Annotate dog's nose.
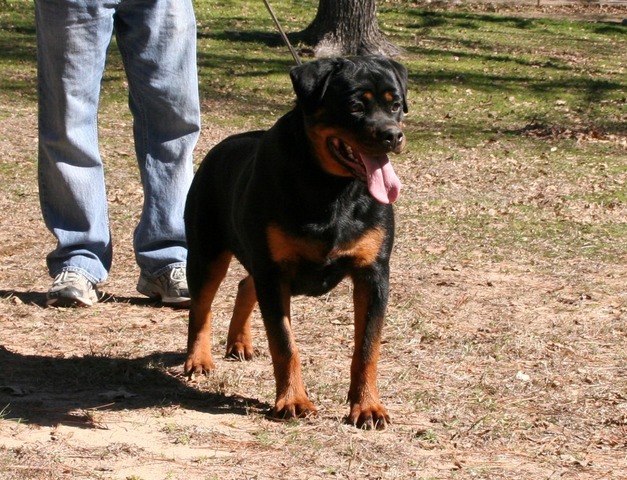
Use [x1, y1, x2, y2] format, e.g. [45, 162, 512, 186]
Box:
[381, 127, 404, 151]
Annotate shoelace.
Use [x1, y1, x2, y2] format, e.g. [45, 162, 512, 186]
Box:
[169, 268, 187, 287]
[54, 271, 84, 285]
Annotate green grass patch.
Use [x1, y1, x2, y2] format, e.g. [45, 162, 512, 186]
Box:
[0, 0, 625, 266]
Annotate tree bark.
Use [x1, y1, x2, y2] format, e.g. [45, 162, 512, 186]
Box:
[299, 0, 402, 57]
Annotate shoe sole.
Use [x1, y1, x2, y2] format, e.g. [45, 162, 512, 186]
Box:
[46, 295, 95, 307]
[142, 297, 190, 308]
[137, 288, 190, 307]
[163, 298, 191, 308]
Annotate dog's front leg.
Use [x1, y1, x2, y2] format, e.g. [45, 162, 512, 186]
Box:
[347, 269, 390, 430]
[256, 277, 316, 419]
[185, 252, 232, 376]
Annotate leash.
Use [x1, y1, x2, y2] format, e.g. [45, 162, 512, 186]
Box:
[262, 0, 302, 66]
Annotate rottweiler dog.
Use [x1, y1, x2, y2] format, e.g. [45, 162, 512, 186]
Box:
[184, 55, 408, 430]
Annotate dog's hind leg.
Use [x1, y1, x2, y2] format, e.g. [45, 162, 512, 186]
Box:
[256, 278, 317, 419]
[225, 275, 257, 361]
[185, 251, 232, 376]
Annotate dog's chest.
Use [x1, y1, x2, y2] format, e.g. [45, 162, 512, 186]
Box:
[266, 224, 385, 269]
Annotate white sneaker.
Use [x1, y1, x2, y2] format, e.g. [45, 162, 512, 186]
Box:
[46, 270, 99, 307]
[137, 266, 190, 307]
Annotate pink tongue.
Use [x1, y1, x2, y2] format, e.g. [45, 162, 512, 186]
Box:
[361, 154, 402, 204]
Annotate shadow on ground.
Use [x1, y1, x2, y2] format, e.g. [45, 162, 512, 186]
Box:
[0, 289, 192, 308]
[0, 345, 269, 428]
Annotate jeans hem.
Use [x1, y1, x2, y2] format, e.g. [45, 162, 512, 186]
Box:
[143, 262, 187, 280]
[51, 267, 100, 286]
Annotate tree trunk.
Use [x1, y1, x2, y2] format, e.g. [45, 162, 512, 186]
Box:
[299, 0, 402, 57]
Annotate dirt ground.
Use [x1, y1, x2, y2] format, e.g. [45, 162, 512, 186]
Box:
[1, 107, 625, 479]
[1, 4, 626, 480]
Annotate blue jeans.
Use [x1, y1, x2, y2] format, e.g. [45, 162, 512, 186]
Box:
[35, 0, 201, 284]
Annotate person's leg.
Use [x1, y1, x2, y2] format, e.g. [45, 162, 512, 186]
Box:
[115, 0, 200, 283]
[36, 0, 116, 292]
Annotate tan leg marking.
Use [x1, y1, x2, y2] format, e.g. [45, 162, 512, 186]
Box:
[347, 277, 389, 430]
[225, 275, 257, 361]
[184, 252, 232, 376]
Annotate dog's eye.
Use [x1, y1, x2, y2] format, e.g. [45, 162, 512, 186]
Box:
[391, 102, 402, 113]
[350, 103, 365, 114]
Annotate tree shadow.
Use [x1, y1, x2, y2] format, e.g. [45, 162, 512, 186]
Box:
[0, 345, 270, 428]
[401, 9, 626, 107]
[3, 2, 624, 108]
[199, 29, 286, 47]
[406, 67, 625, 106]
[405, 9, 537, 29]
[404, 7, 626, 34]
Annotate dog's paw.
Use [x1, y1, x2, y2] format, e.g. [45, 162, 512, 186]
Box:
[184, 352, 216, 377]
[347, 401, 390, 430]
[272, 396, 317, 420]
[225, 341, 254, 361]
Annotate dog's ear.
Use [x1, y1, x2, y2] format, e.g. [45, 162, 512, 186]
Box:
[387, 58, 409, 113]
[290, 58, 340, 114]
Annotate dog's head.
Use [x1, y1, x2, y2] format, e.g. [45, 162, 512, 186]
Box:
[290, 55, 408, 204]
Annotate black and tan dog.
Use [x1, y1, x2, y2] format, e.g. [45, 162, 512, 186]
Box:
[184, 55, 408, 429]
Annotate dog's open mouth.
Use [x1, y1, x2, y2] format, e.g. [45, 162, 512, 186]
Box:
[328, 137, 402, 204]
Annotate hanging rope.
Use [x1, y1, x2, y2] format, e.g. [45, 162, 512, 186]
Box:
[262, 0, 302, 65]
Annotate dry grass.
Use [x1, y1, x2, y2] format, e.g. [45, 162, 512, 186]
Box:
[1, 1, 626, 479]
